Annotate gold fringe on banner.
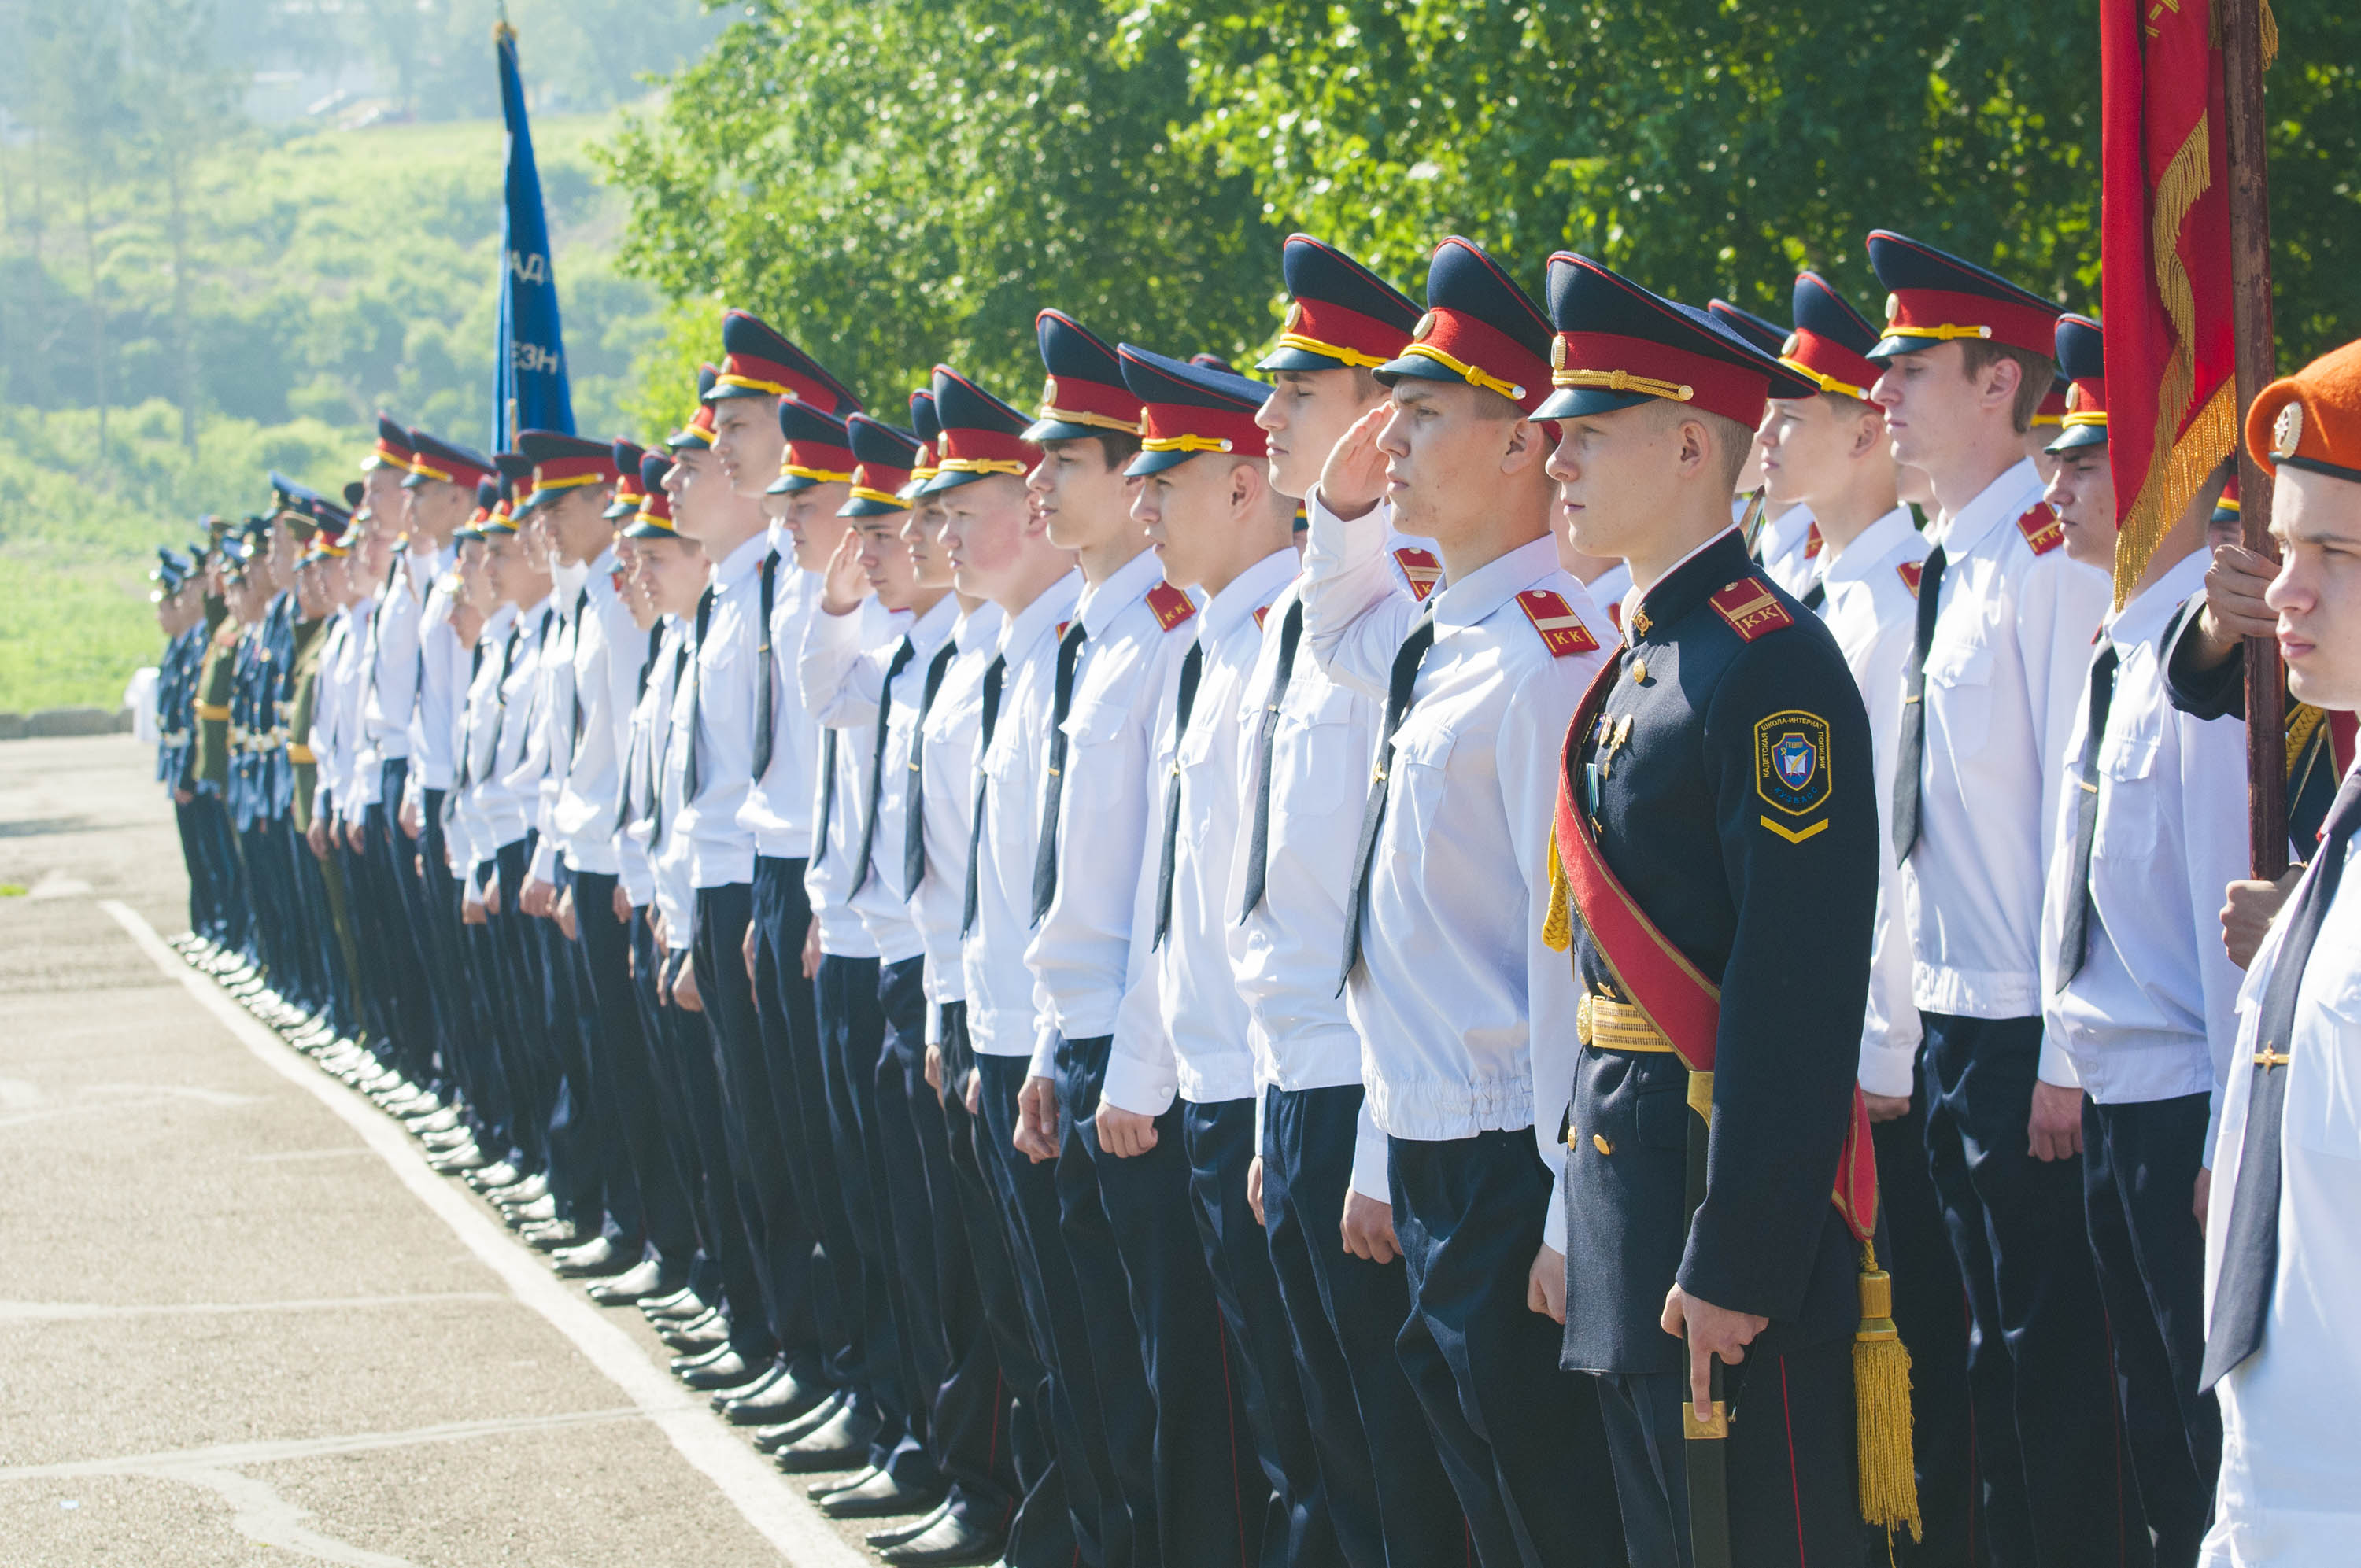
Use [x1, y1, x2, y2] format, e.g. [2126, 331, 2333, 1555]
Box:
[2211, 0, 2280, 67]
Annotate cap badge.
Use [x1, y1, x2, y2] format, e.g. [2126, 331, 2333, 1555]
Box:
[1411, 311, 1438, 343]
[1885, 293, 1901, 323]
[1549, 335, 1568, 371]
[2273, 400, 2304, 460]
[1043, 376, 1059, 408]
[1283, 301, 1304, 331]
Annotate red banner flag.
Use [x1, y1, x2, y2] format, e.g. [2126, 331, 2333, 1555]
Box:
[2098, 0, 2274, 605]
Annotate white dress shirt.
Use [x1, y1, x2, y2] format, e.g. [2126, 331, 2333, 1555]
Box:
[1303, 494, 1608, 1249]
[1753, 502, 1821, 598]
[1901, 458, 2112, 1020]
[2199, 791, 2361, 1566]
[308, 605, 360, 814]
[909, 603, 1003, 1016]
[550, 554, 649, 880]
[652, 615, 702, 943]
[484, 597, 553, 852]
[618, 618, 689, 914]
[1025, 548, 1199, 1068]
[327, 593, 378, 826]
[1811, 507, 1931, 1098]
[355, 544, 442, 795]
[1106, 548, 1301, 1116]
[406, 565, 467, 801]
[963, 570, 1084, 1059]
[679, 532, 770, 890]
[522, 561, 587, 882]
[451, 603, 517, 891]
[739, 537, 827, 861]
[2040, 549, 2248, 1115]
[803, 594, 948, 964]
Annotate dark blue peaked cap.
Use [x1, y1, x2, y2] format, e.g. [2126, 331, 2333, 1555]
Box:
[920, 367, 1036, 495]
[605, 438, 648, 518]
[839, 415, 923, 517]
[1024, 310, 1144, 444]
[1864, 230, 2061, 360]
[268, 470, 323, 517]
[2047, 314, 2108, 454]
[766, 399, 855, 495]
[1780, 271, 1886, 401]
[705, 308, 861, 415]
[1535, 253, 1815, 426]
[364, 411, 413, 471]
[1706, 299, 1790, 358]
[1117, 342, 1272, 477]
[403, 429, 497, 490]
[909, 390, 940, 445]
[1260, 234, 1424, 374]
[1378, 237, 1555, 413]
[639, 450, 674, 500]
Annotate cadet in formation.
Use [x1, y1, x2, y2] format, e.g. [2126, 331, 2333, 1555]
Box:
[151, 217, 2360, 1568]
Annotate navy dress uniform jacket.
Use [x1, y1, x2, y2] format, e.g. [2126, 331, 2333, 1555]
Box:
[1558, 529, 1878, 1378]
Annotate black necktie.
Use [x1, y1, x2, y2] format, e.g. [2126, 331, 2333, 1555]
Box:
[903, 639, 959, 898]
[1151, 642, 1206, 947]
[462, 636, 490, 785]
[1337, 609, 1438, 993]
[1030, 621, 1089, 925]
[1239, 599, 1306, 922]
[1891, 542, 1948, 865]
[615, 625, 665, 836]
[645, 639, 691, 840]
[2202, 773, 2361, 1389]
[682, 586, 715, 805]
[960, 655, 1007, 936]
[751, 551, 781, 781]
[850, 636, 917, 897]
[814, 730, 839, 863]
[569, 585, 590, 747]
[2052, 643, 2121, 987]
[1801, 578, 1827, 614]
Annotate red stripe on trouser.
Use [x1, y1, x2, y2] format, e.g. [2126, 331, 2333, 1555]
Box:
[1779, 1353, 1807, 1566]
[1217, 1305, 1247, 1565]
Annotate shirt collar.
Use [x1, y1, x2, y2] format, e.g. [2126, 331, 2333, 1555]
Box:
[483, 603, 518, 639]
[1078, 545, 1167, 636]
[715, 530, 770, 588]
[1935, 457, 2043, 555]
[906, 592, 959, 655]
[2108, 548, 2208, 652]
[1203, 548, 1302, 646]
[1756, 504, 1816, 563]
[954, 601, 1004, 654]
[1820, 507, 1920, 585]
[1628, 527, 1752, 647]
[1435, 534, 1561, 633]
[999, 568, 1084, 659]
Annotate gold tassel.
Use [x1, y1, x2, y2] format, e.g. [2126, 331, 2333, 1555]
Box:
[1543, 826, 1574, 954]
[1855, 1241, 1923, 1543]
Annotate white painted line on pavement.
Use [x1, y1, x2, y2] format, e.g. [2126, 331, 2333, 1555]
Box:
[101, 901, 867, 1568]
[0, 1406, 644, 1480]
[0, 1292, 509, 1323]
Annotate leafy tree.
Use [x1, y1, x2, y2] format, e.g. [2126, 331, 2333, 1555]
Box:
[597, 0, 1280, 424]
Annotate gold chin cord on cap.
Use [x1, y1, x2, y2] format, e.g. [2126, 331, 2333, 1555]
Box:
[1140, 434, 1236, 455]
[715, 372, 794, 397]
[1552, 366, 1696, 402]
[1775, 356, 1871, 403]
[1273, 332, 1391, 370]
[1399, 341, 1527, 404]
[933, 458, 1029, 476]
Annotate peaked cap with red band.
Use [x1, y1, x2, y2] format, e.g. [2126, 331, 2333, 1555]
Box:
[838, 415, 923, 517]
[1535, 253, 1816, 426]
[767, 400, 856, 495]
[1378, 237, 1555, 415]
[364, 412, 414, 474]
[402, 429, 497, 493]
[481, 452, 532, 533]
[454, 478, 501, 544]
[1864, 231, 2063, 363]
[2047, 315, 2108, 455]
[2247, 336, 2361, 485]
[921, 367, 1038, 495]
[623, 451, 678, 538]
[1259, 233, 1424, 374]
[1117, 342, 1273, 477]
[605, 438, 648, 519]
[516, 430, 620, 511]
[2032, 376, 2070, 430]
[1025, 311, 1145, 443]
[704, 308, 861, 415]
[666, 366, 720, 452]
[1780, 271, 1885, 403]
[1705, 299, 1790, 360]
[901, 391, 940, 500]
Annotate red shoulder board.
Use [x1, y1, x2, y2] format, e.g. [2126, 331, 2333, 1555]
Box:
[2016, 503, 2064, 556]
[1709, 578, 1794, 642]
[1804, 522, 1824, 559]
[1606, 599, 1624, 631]
[1144, 581, 1197, 631]
[1895, 560, 1923, 597]
[1393, 546, 1442, 602]
[1252, 604, 1270, 632]
[1515, 589, 1600, 658]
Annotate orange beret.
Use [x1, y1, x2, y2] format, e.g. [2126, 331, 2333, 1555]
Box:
[2248, 337, 2361, 485]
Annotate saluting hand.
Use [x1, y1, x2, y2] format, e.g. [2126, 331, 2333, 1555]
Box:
[819, 529, 868, 618]
[1315, 404, 1391, 522]
[1661, 1285, 1768, 1423]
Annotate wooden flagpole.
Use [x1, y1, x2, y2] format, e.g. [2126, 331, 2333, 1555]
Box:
[2221, 0, 2285, 880]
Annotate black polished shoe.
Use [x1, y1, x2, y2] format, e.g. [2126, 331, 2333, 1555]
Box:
[522, 1221, 585, 1253]
[427, 1144, 490, 1174]
[668, 1336, 737, 1373]
[639, 1286, 707, 1321]
[752, 1389, 848, 1452]
[553, 1237, 634, 1278]
[586, 1258, 675, 1306]
[866, 1500, 953, 1551]
[881, 1512, 1008, 1567]
[465, 1160, 523, 1190]
[774, 1400, 881, 1474]
[488, 1172, 549, 1205]
[722, 1366, 829, 1426]
[809, 1464, 878, 1502]
[819, 1469, 944, 1520]
[711, 1360, 784, 1411]
[678, 1347, 769, 1392]
[504, 1194, 559, 1226]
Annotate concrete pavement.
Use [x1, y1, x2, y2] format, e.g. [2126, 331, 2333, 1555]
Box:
[0, 736, 888, 1566]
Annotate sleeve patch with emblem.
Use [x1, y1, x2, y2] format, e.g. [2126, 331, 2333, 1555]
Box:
[1709, 578, 1795, 641]
[1896, 559, 1923, 596]
[1756, 710, 1832, 842]
[1144, 581, 1198, 631]
[1515, 589, 1600, 658]
[2015, 503, 2064, 556]
[1393, 546, 1443, 602]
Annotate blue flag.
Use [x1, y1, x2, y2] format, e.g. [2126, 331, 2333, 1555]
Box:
[493, 23, 573, 446]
